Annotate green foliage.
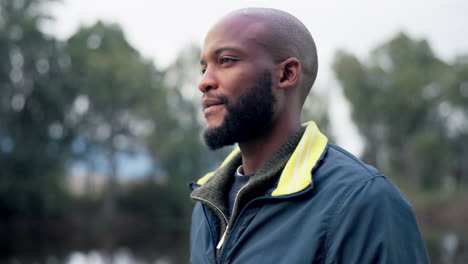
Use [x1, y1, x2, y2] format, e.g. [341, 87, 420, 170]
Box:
[118, 180, 191, 221]
[0, 0, 73, 218]
[64, 21, 170, 217]
[146, 44, 224, 181]
[66, 22, 163, 145]
[333, 32, 468, 191]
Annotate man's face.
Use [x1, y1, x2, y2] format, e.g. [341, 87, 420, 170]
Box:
[199, 16, 278, 149]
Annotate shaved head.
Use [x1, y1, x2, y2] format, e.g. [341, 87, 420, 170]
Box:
[219, 8, 318, 104]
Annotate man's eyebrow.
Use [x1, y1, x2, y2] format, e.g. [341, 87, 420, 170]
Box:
[214, 47, 239, 55]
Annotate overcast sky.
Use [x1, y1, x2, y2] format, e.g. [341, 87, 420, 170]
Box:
[44, 0, 468, 156]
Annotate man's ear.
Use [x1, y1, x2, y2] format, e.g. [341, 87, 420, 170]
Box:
[278, 57, 301, 89]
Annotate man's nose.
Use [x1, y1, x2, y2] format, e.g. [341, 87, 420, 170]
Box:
[198, 69, 218, 93]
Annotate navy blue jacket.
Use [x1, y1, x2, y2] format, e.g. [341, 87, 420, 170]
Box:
[190, 122, 429, 263]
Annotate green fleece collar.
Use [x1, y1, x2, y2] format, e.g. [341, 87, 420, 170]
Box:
[197, 121, 328, 196]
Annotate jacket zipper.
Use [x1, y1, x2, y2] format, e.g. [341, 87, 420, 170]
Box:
[216, 229, 228, 249]
[217, 189, 311, 263]
[192, 196, 229, 224]
[192, 195, 228, 263]
[216, 183, 249, 250]
[194, 183, 312, 263]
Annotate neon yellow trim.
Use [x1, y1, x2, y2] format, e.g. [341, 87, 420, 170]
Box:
[271, 122, 328, 196]
[196, 147, 241, 185]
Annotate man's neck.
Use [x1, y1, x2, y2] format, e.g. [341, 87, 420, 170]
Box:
[239, 120, 300, 175]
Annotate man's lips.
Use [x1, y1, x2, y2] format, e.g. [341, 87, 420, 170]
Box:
[202, 98, 224, 110]
[202, 97, 226, 118]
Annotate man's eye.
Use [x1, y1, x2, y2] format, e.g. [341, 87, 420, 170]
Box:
[220, 58, 237, 64]
[201, 68, 206, 75]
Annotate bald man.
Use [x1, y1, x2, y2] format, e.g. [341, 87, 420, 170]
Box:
[190, 8, 429, 264]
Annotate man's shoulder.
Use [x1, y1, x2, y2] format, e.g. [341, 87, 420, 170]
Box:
[317, 143, 383, 183]
[314, 143, 411, 209]
[316, 144, 428, 263]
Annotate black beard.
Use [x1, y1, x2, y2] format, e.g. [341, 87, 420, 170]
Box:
[203, 69, 276, 150]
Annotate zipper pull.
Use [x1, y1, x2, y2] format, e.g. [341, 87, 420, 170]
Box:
[217, 228, 228, 249]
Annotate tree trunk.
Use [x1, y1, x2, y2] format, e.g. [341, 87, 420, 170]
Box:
[102, 138, 118, 220]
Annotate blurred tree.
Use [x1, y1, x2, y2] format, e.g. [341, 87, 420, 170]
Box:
[0, 0, 75, 219]
[153, 44, 205, 181]
[144, 44, 221, 223]
[333, 32, 467, 190]
[301, 89, 333, 140]
[65, 22, 164, 218]
[444, 56, 468, 188]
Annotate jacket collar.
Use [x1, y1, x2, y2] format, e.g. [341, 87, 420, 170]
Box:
[196, 121, 328, 197]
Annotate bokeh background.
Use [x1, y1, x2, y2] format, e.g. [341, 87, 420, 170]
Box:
[1, 0, 467, 263]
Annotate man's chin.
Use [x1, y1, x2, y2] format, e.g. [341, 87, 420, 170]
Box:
[205, 116, 225, 129]
[205, 122, 221, 131]
[203, 123, 236, 150]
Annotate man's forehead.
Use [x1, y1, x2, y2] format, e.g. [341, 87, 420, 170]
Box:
[203, 14, 270, 51]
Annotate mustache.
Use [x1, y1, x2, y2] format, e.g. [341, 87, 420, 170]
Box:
[203, 94, 230, 105]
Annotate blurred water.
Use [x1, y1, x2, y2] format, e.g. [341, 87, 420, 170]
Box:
[2, 232, 467, 264]
[440, 233, 459, 264]
[5, 248, 174, 264]
[65, 249, 171, 264]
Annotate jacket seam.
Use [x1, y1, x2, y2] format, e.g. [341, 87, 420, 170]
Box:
[329, 144, 381, 176]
